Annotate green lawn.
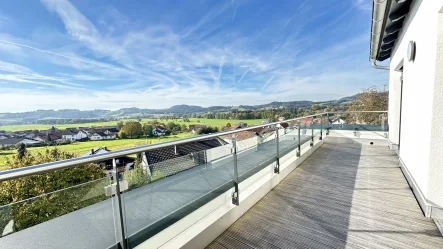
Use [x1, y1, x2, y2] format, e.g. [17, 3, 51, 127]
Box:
[0, 118, 265, 132]
[0, 118, 266, 170]
[0, 133, 194, 171]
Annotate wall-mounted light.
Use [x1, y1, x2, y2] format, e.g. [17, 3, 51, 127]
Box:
[407, 41, 416, 62]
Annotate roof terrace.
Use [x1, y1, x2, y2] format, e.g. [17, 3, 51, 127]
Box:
[0, 111, 441, 249]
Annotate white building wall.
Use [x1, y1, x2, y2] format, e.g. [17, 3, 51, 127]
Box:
[389, 0, 443, 208]
[427, 8, 443, 209]
[388, 70, 402, 145]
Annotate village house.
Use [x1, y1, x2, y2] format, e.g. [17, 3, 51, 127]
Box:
[0, 137, 42, 148]
[90, 132, 116, 141]
[103, 127, 119, 136]
[152, 126, 166, 136]
[82, 147, 135, 172]
[76, 130, 90, 140]
[61, 129, 78, 141]
[188, 124, 207, 134]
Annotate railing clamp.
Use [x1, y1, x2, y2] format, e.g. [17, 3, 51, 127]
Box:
[232, 137, 240, 206]
[310, 117, 314, 147]
[232, 184, 239, 205]
[297, 121, 301, 157]
[274, 159, 280, 174]
[275, 127, 280, 174]
[319, 114, 323, 140]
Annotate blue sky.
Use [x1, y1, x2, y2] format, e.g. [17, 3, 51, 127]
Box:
[0, 0, 387, 112]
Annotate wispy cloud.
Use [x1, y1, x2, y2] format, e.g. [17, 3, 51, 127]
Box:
[299, 0, 310, 9]
[235, 68, 250, 88]
[0, 39, 133, 75]
[0, 0, 387, 111]
[261, 75, 276, 91]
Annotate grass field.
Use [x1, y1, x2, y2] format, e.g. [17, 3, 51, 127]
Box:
[0, 133, 194, 170]
[0, 118, 266, 170]
[0, 118, 264, 132]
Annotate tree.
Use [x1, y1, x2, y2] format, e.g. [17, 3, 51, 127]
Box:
[16, 143, 27, 160]
[116, 121, 124, 130]
[197, 126, 219, 135]
[347, 86, 388, 124]
[0, 148, 105, 232]
[143, 124, 153, 137]
[167, 122, 176, 131]
[125, 160, 150, 190]
[120, 122, 143, 138]
[119, 131, 128, 139]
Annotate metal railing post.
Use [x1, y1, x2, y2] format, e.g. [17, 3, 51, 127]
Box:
[231, 136, 239, 206]
[275, 127, 280, 174]
[354, 113, 357, 129]
[326, 113, 330, 135]
[113, 159, 127, 249]
[320, 114, 323, 140]
[310, 117, 314, 147]
[255, 134, 259, 152]
[297, 121, 301, 157]
[354, 114, 358, 137]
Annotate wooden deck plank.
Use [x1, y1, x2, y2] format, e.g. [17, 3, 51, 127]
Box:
[208, 143, 443, 249]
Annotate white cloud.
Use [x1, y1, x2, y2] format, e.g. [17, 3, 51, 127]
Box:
[0, 0, 387, 111]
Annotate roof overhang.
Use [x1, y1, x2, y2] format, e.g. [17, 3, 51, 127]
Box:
[369, 0, 413, 69]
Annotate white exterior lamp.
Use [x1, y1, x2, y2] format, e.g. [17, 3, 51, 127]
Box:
[407, 41, 416, 62]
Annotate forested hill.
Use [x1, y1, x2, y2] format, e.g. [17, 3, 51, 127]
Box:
[0, 95, 354, 125]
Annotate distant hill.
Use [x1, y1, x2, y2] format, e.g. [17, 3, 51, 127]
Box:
[0, 95, 355, 125]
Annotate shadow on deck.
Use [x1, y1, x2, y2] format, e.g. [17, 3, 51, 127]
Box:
[208, 142, 443, 249]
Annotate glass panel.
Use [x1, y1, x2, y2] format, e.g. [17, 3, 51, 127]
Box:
[120, 143, 235, 248]
[313, 116, 322, 140]
[326, 112, 388, 132]
[232, 128, 276, 190]
[300, 133, 312, 152]
[232, 128, 275, 182]
[355, 112, 388, 131]
[278, 122, 298, 161]
[0, 175, 117, 249]
[299, 118, 312, 153]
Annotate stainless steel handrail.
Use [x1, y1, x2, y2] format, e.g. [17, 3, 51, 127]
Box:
[0, 111, 387, 182]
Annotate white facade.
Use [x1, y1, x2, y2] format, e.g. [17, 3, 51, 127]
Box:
[388, 0, 443, 215]
[90, 133, 116, 141]
[76, 131, 89, 140]
[62, 134, 77, 141]
[153, 128, 166, 136]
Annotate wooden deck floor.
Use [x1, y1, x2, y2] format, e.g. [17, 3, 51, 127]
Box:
[208, 142, 443, 249]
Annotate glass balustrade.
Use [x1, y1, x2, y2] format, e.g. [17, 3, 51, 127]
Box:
[0, 111, 387, 249]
